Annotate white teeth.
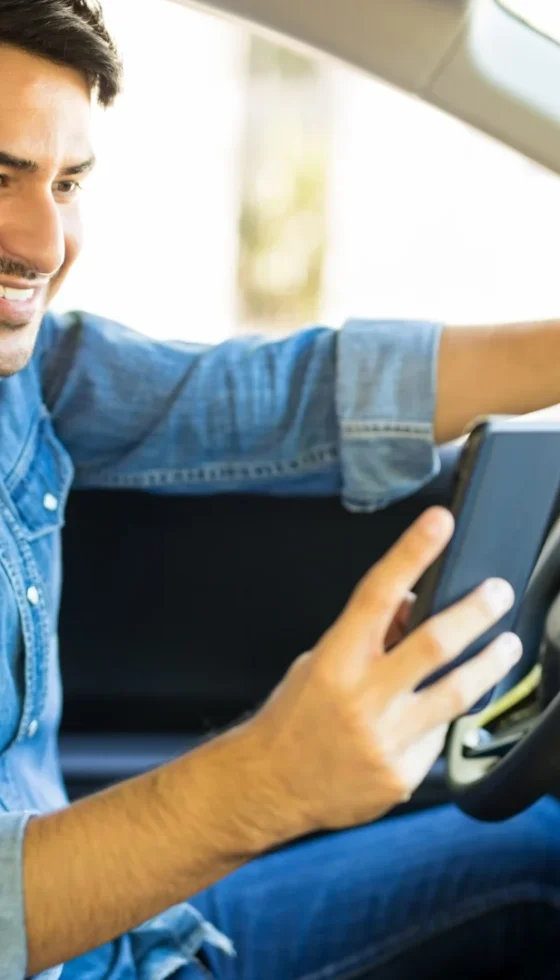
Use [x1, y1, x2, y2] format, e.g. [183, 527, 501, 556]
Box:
[0, 285, 35, 302]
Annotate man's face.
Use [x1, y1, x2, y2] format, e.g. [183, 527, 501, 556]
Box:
[0, 44, 94, 376]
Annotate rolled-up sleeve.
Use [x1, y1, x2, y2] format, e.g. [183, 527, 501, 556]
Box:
[40, 311, 442, 513]
[0, 812, 34, 980]
[337, 319, 443, 512]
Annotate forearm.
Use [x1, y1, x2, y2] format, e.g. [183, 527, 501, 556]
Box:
[23, 723, 286, 975]
[435, 320, 560, 444]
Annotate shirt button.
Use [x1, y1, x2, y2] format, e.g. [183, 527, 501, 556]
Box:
[43, 493, 58, 512]
[27, 719, 38, 739]
[26, 585, 40, 606]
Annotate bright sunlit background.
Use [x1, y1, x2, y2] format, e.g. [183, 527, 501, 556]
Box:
[501, 0, 560, 43]
[52, 0, 560, 344]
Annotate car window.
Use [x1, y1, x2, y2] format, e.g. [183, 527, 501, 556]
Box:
[500, 0, 560, 45]
[52, 0, 560, 347]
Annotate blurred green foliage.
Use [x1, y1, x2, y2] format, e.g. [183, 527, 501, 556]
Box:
[248, 35, 316, 78]
[238, 145, 327, 326]
[238, 37, 329, 330]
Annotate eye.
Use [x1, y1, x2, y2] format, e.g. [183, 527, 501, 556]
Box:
[0, 174, 9, 188]
[54, 179, 83, 199]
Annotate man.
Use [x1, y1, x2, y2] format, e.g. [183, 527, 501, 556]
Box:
[2, 2, 560, 979]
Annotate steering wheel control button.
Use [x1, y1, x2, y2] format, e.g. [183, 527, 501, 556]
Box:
[27, 719, 38, 739]
[26, 586, 39, 607]
[462, 729, 482, 750]
[43, 493, 58, 512]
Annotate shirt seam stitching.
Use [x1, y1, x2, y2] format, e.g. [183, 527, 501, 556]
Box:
[75, 444, 340, 486]
[341, 420, 433, 436]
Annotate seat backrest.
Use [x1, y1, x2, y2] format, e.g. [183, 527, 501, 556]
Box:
[59, 447, 458, 734]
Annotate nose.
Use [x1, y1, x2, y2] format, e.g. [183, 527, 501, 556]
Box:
[0, 187, 65, 278]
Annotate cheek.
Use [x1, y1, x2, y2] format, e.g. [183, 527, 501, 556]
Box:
[51, 209, 83, 298]
[63, 208, 84, 267]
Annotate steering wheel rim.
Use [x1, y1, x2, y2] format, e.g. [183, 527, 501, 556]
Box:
[447, 688, 560, 820]
[447, 514, 560, 820]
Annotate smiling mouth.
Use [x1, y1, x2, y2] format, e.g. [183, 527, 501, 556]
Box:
[0, 283, 43, 329]
[0, 284, 36, 303]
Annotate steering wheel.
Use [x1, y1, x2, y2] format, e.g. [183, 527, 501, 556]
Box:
[447, 515, 560, 821]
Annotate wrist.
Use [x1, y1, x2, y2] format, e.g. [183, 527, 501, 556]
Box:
[222, 720, 310, 851]
[159, 722, 304, 872]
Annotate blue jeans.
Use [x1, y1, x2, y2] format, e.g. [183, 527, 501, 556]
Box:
[177, 797, 560, 980]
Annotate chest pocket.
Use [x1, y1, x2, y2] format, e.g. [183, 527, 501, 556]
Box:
[6, 410, 74, 540]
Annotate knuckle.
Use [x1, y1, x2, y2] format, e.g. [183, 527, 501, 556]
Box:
[378, 529, 423, 583]
[288, 651, 313, 677]
[355, 571, 394, 616]
[477, 644, 511, 687]
[395, 531, 427, 575]
[386, 762, 414, 804]
[395, 531, 420, 563]
[394, 780, 413, 805]
[371, 580, 396, 614]
[312, 654, 342, 694]
[470, 589, 498, 623]
[445, 677, 470, 716]
[419, 624, 448, 667]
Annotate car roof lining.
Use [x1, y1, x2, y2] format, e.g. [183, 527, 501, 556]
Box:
[175, 0, 560, 175]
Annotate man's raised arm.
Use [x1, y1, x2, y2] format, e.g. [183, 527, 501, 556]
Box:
[436, 320, 560, 444]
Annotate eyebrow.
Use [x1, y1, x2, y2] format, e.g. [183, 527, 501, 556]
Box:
[0, 150, 96, 176]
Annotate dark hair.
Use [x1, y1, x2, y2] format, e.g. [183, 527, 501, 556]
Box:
[0, 0, 122, 106]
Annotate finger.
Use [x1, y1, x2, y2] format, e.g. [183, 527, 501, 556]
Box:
[395, 723, 449, 798]
[389, 577, 515, 691]
[409, 631, 522, 734]
[385, 593, 416, 650]
[330, 508, 454, 654]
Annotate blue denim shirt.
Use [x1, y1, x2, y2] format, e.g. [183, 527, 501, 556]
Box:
[0, 311, 441, 980]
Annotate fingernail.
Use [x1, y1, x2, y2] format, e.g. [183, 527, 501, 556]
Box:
[483, 578, 515, 613]
[496, 632, 522, 664]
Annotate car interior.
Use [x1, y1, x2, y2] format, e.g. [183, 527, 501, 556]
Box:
[58, 0, 560, 825]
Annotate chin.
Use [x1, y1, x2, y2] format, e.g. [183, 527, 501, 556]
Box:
[0, 318, 42, 377]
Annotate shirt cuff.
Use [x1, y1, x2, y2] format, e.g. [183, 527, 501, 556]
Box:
[0, 811, 35, 980]
[336, 319, 443, 512]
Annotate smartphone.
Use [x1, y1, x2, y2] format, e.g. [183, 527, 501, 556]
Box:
[407, 417, 560, 711]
